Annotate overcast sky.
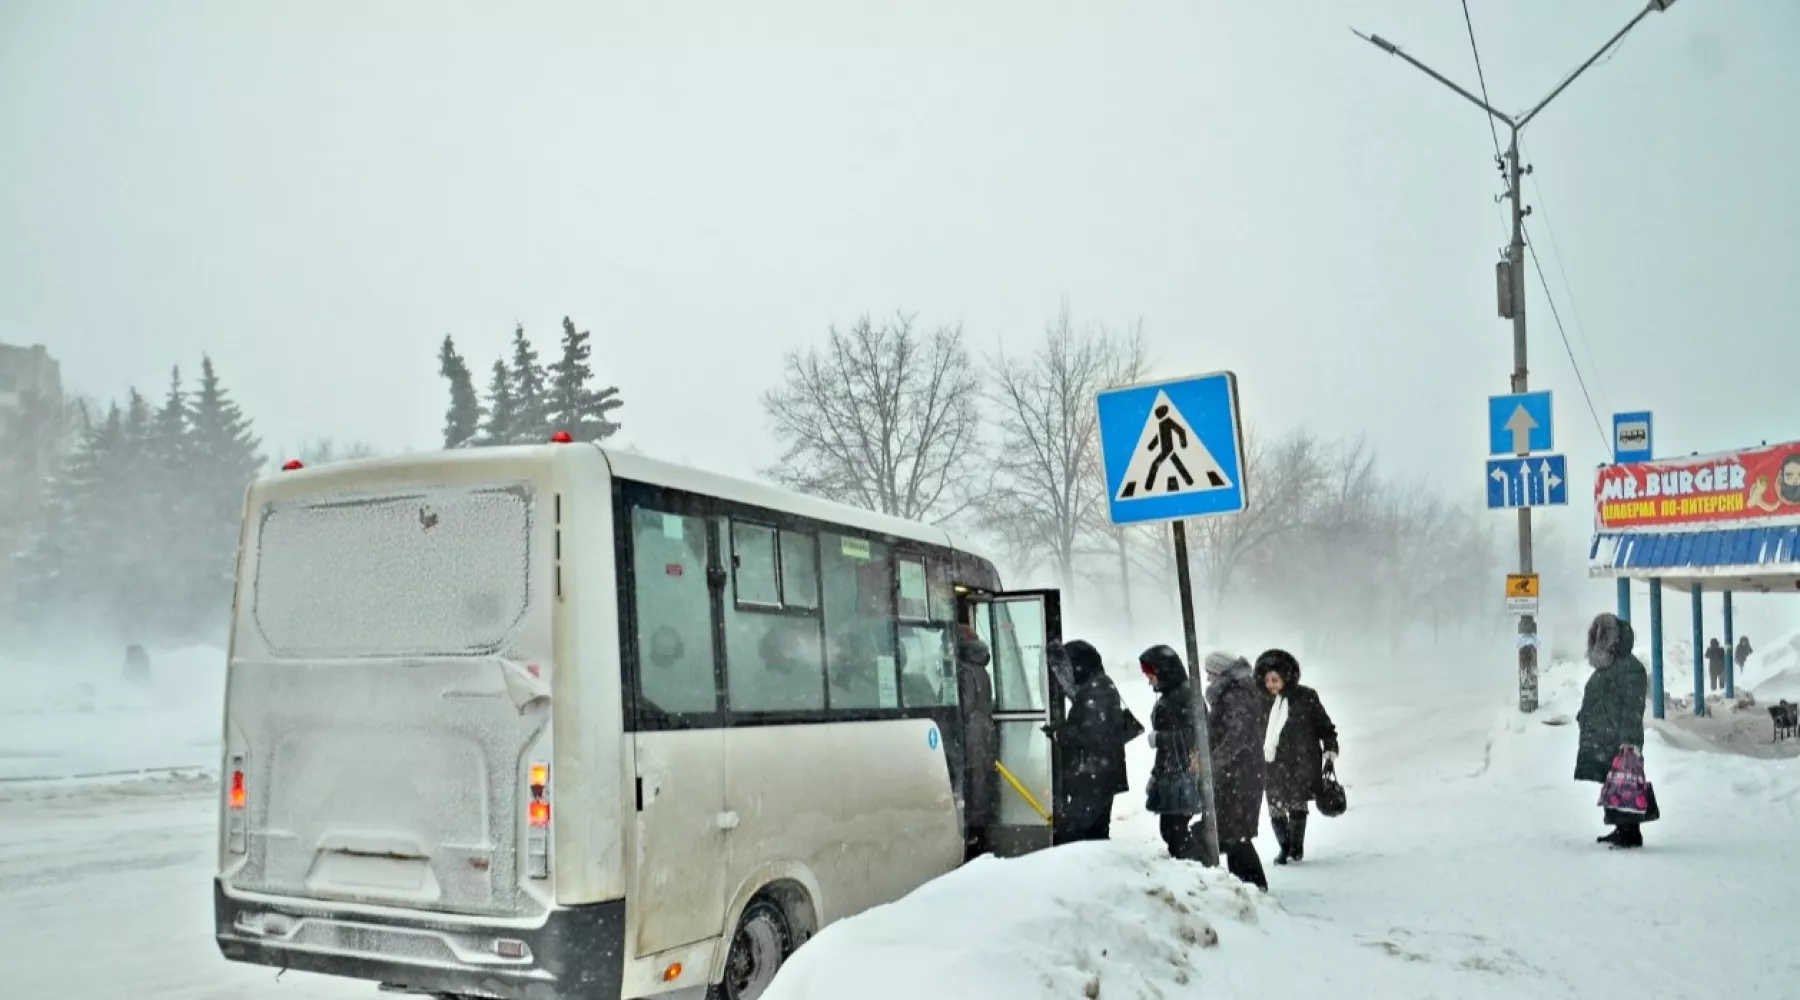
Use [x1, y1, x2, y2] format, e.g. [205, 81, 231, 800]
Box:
[2, 0, 1794, 563]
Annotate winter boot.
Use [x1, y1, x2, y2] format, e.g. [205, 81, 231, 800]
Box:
[1288, 812, 1309, 863]
[1225, 840, 1269, 892]
[1614, 823, 1643, 850]
[1596, 827, 1623, 846]
[1271, 814, 1292, 866]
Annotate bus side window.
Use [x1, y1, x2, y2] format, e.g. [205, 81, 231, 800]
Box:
[821, 533, 899, 711]
[723, 519, 826, 713]
[898, 623, 954, 708]
[629, 508, 719, 717]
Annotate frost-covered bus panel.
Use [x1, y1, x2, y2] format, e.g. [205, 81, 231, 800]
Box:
[215, 443, 1062, 1000]
[214, 445, 632, 1000]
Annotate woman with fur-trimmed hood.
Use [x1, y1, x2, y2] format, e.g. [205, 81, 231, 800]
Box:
[1255, 649, 1339, 866]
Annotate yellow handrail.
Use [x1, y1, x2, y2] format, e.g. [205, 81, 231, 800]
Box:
[993, 760, 1053, 824]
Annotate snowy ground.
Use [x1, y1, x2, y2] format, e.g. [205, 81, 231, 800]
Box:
[4, 636, 1799, 999]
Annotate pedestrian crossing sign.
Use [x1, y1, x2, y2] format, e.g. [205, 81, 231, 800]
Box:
[1096, 371, 1248, 525]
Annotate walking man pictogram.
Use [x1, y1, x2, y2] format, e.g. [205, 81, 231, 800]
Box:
[1144, 404, 1194, 494]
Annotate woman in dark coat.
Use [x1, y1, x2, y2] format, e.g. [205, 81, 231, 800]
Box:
[1255, 649, 1338, 866]
[1140, 645, 1205, 860]
[1045, 640, 1138, 843]
[1203, 651, 1269, 891]
[1576, 612, 1650, 849]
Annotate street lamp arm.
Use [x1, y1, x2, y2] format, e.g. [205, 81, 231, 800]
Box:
[1516, 2, 1658, 128]
[1351, 28, 1515, 128]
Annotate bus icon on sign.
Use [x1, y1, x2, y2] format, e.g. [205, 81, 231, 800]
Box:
[1612, 412, 1653, 464]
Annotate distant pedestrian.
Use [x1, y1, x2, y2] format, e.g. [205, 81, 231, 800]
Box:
[1576, 612, 1652, 849]
[1044, 640, 1141, 844]
[123, 644, 151, 686]
[1202, 651, 1269, 891]
[1255, 649, 1339, 866]
[1140, 645, 1206, 862]
[1706, 638, 1726, 692]
[1736, 636, 1753, 676]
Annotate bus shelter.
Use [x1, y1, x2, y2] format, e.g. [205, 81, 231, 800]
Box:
[1588, 440, 1800, 718]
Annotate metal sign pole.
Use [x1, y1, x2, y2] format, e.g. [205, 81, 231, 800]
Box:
[1170, 520, 1220, 866]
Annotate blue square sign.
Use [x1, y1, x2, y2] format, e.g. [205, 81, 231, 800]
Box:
[1487, 391, 1554, 456]
[1096, 372, 1248, 526]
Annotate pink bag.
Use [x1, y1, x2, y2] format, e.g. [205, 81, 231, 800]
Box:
[1599, 744, 1650, 814]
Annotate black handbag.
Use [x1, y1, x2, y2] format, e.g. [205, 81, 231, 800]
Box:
[1316, 760, 1348, 818]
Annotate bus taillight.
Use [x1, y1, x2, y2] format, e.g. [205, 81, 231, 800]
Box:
[526, 762, 550, 879]
[226, 754, 248, 855]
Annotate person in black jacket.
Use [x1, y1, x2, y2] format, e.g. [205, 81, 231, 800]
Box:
[1045, 640, 1139, 843]
[1576, 613, 1650, 849]
[1141, 645, 1206, 860]
[1202, 651, 1269, 891]
[1255, 649, 1338, 866]
[954, 626, 996, 859]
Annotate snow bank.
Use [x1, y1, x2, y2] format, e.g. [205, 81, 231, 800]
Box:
[0, 645, 224, 786]
[764, 841, 1466, 1000]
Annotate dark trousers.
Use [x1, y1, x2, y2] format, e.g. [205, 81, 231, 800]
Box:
[1056, 794, 1113, 845]
[1222, 838, 1268, 890]
[1159, 814, 1194, 857]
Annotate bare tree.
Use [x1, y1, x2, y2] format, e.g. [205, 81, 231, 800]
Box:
[980, 305, 1148, 590]
[762, 313, 982, 523]
[282, 438, 378, 469]
[1185, 428, 1325, 636]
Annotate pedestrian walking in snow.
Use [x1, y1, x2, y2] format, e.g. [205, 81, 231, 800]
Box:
[1576, 612, 1654, 849]
[1706, 638, 1726, 692]
[1140, 645, 1207, 862]
[1044, 640, 1142, 844]
[1736, 635, 1753, 675]
[955, 626, 996, 859]
[1202, 651, 1269, 891]
[1255, 649, 1339, 866]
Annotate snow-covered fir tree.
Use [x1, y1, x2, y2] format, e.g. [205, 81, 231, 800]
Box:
[507, 325, 551, 444]
[546, 315, 624, 442]
[480, 358, 518, 445]
[437, 335, 483, 448]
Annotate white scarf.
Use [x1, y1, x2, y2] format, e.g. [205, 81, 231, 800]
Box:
[1264, 694, 1289, 763]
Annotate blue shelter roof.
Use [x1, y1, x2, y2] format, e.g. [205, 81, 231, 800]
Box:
[1589, 525, 1800, 592]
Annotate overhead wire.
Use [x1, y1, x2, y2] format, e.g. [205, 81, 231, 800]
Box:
[1524, 225, 1610, 450]
[1519, 137, 1611, 414]
[1461, 0, 1611, 453]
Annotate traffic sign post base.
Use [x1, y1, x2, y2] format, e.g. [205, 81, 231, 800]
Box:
[1170, 520, 1220, 868]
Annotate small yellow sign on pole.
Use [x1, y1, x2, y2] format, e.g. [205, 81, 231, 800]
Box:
[1505, 574, 1540, 615]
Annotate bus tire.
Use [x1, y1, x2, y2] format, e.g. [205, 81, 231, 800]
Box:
[709, 897, 792, 1000]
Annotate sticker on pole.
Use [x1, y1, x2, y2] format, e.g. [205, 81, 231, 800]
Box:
[1505, 574, 1540, 616]
[1096, 372, 1248, 526]
[926, 727, 939, 751]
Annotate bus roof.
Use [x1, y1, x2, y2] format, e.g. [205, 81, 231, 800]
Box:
[256, 443, 994, 564]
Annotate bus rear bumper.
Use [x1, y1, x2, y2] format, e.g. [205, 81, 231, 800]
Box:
[214, 879, 625, 1000]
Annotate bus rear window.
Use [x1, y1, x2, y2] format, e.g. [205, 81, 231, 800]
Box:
[251, 484, 534, 659]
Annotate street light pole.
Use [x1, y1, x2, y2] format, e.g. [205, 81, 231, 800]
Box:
[1353, 0, 1680, 713]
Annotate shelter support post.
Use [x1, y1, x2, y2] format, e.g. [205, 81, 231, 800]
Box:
[1616, 578, 1631, 622]
[1691, 584, 1705, 717]
[1649, 578, 1665, 720]
[1723, 591, 1735, 700]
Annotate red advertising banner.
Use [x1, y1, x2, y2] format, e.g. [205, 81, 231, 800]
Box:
[1594, 441, 1800, 531]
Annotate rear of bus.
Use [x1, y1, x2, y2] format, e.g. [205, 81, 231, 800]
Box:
[213, 445, 629, 1000]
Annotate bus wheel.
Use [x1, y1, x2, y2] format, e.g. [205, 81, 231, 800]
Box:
[711, 898, 792, 1000]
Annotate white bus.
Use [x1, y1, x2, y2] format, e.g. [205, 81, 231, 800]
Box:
[214, 441, 1064, 1000]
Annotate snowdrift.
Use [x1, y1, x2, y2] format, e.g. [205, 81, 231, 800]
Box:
[0, 645, 224, 788]
[764, 841, 1435, 1000]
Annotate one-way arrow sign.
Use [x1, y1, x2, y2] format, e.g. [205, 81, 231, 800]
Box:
[1487, 391, 1554, 456]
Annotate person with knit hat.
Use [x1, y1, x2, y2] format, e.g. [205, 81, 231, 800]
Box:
[1202, 651, 1269, 891]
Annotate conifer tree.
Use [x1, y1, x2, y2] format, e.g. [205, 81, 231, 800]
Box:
[187, 357, 264, 628]
[437, 335, 483, 448]
[507, 325, 550, 444]
[546, 315, 624, 442]
[479, 358, 518, 446]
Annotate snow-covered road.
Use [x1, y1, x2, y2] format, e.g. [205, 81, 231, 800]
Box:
[5, 639, 1799, 999]
[0, 783, 353, 999]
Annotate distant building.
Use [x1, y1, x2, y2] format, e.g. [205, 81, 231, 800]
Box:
[0, 340, 66, 481]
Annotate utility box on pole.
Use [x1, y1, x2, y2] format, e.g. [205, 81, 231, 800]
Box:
[1496, 260, 1516, 319]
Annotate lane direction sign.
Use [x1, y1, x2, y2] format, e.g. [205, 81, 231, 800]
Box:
[1485, 453, 1569, 509]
